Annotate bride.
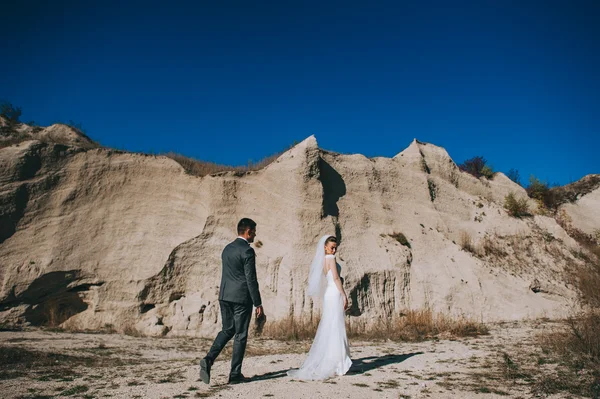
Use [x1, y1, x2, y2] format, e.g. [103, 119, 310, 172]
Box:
[287, 235, 352, 380]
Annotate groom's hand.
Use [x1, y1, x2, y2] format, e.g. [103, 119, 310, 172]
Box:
[256, 305, 264, 318]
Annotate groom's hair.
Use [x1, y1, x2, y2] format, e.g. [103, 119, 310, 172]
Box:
[325, 236, 337, 244]
[237, 218, 257, 235]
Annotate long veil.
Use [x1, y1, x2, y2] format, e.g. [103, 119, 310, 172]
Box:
[307, 235, 333, 298]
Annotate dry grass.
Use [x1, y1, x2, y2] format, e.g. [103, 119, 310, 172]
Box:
[572, 263, 600, 308]
[560, 313, 600, 362]
[546, 175, 600, 210]
[557, 210, 600, 306]
[259, 315, 321, 341]
[564, 255, 600, 357]
[0, 346, 80, 371]
[164, 143, 295, 177]
[122, 323, 145, 337]
[479, 235, 507, 258]
[164, 152, 238, 176]
[556, 209, 600, 261]
[260, 309, 487, 342]
[0, 322, 22, 332]
[459, 231, 475, 253]
[0, 125, 33, 149]
[534, 225, 600, 397]
[45, 304, 66, 328]
[30, 299, 81, 329]
[0, 345, 141, 381]
[0, 136, 30, 149]
[536, 313, 600, 397]
[347, 309, 488, 341]
[499, 352, 530, 381]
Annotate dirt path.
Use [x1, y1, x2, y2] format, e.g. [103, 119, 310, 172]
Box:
[0, 321, 582, 399]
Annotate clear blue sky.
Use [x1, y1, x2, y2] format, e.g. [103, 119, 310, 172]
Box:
[2, 1, 598, 185]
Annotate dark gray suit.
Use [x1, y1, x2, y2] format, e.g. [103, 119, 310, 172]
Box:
[205, 238, 262, 377]
[218, 238, 262, 306]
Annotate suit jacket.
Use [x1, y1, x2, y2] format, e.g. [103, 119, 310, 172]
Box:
[218, 238, 262, 307]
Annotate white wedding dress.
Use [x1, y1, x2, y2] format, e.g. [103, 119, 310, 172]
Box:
[287, 254, 352, 380]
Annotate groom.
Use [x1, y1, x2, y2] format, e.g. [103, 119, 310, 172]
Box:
[200, 218, 265, 385]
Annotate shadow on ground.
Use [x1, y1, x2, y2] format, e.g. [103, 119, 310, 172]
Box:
[249, 352, 423, 382]
[251, 368, 291, 382]
[348, 352, 423, 375]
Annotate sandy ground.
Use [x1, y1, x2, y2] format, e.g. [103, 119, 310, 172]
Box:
[0, 321, 583, 399]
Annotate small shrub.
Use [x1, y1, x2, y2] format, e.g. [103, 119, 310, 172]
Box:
[504, 192, 529, 218]
[459, 231, 475, 253]
[254, 240, 263, 248]
[420, 157, 431, 174]
[526, 175, 550, 202]
[427, 179, 437, 202]
[0, 102, 22, 124]
[481, 165, 494, 179]
[389, 232, 411, 249]
[541, 231, 555, 243]
[459, 156, 495, 179]
[506, 168, 521, 186]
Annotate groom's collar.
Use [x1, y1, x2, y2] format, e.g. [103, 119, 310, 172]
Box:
[237, 236, 248, 243]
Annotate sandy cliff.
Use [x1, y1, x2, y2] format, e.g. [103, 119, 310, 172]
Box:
[1, 125, 598, 336]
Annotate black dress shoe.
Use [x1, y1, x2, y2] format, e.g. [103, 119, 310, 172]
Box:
[227, 374, 251, 384]
[200, 358, 212, 384]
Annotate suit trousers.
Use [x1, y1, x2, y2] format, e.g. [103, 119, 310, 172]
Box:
[205, 300, 253, 377]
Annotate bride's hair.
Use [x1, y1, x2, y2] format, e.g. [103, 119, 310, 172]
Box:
[308, 235, 337, 298]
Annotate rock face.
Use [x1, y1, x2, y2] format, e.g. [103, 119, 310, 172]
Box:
[1, 119, 98, 150]
[556, 175, 600, 238]
[0, 129, 598, 337]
